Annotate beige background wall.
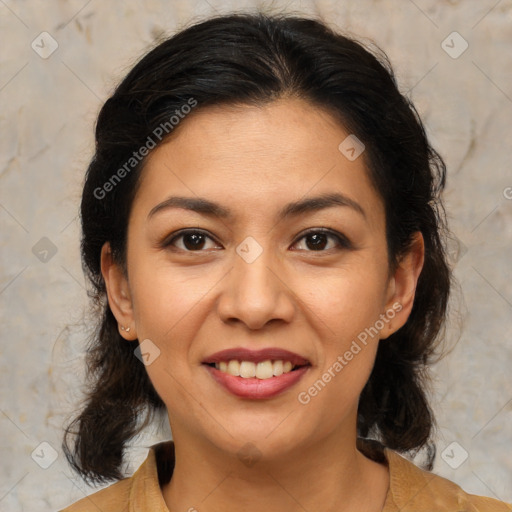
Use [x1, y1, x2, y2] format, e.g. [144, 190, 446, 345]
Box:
[1, 0, 511, 510]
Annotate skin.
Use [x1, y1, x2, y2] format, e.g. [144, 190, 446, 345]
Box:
[101, 97, 424, 512]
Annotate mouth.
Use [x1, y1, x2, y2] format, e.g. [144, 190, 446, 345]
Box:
[204, 360, 308, 379]
[202, 348, 311, 399]
[202, 347, 310, 378]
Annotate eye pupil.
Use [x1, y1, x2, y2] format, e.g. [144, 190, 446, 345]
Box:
[184, 233, 205, 250]
[306, 233, 328, 251]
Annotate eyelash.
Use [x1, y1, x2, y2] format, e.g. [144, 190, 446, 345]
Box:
[161, 228, 352, 253]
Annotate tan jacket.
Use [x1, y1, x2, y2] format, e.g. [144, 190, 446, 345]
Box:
[60, 440, 511, 511]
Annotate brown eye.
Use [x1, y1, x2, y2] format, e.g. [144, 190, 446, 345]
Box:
[164, 230, 220, 251]
[293, 229, 351, 252]
[162, 228, 351, 253]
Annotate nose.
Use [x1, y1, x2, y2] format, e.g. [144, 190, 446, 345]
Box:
[216, 242, 295, 330]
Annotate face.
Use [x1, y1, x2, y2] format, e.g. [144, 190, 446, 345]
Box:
[102, 97, 423, 461]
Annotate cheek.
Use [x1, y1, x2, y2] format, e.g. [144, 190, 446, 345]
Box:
[129, 259, 210, 339]
[296, 261, 388, 339]
[292, 259, 387, 406]
[295, 268, 384, 423]
[128, 264, 201, 411]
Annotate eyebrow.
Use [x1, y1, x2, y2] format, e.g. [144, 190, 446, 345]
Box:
[147, 192, 366, 221]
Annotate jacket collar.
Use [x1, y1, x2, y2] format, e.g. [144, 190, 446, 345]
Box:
[128, 439, 506, 512]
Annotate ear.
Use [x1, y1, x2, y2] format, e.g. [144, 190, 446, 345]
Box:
[380, 232, 425, 339]
[100, 242, 137, 340]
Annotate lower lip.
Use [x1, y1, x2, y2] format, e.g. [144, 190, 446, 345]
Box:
[204, 365, 310, 399]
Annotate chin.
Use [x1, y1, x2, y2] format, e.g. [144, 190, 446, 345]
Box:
[207, 418, 311, 461]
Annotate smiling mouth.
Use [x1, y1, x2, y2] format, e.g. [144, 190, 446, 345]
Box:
[204, 360, 310, 380]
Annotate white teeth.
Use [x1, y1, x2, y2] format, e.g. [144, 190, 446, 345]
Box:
[272, 360, 283, 376]
[240, 361, 256, 378]
[227, 360, 240, 376]
[212, 359, 300, 379]
[256, 360, 273, 379]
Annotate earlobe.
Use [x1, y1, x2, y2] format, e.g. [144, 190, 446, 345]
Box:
[100, 242, 137, 340]
[381, 232, 425, 339]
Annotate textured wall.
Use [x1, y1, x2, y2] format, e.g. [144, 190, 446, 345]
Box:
[1, 0, 511, 510]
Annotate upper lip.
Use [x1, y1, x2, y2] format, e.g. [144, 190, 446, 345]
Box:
[202, 348, 310, 366]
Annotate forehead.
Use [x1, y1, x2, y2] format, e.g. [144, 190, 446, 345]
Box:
[133, 98, 384, 229]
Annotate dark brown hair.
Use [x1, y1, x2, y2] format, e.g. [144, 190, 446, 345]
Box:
[63, 11, 451, 484]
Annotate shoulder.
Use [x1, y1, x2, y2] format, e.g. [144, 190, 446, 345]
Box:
[59, 477, 132, 512]
[385, 448, 512, 512]
[59, 442, 174, 512]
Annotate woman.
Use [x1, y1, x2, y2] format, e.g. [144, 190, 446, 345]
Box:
[60, 12, 511, 511]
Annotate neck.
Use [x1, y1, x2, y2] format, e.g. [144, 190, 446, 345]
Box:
[161, 429, 389, 512]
